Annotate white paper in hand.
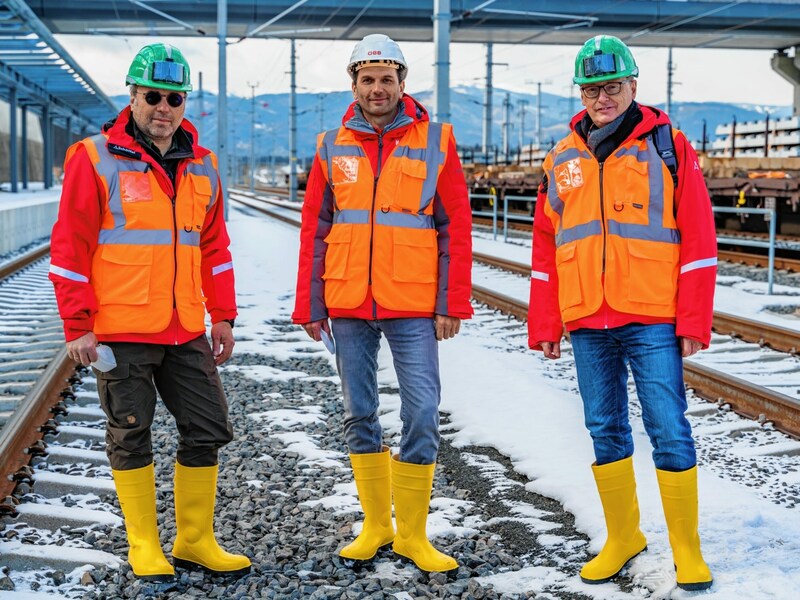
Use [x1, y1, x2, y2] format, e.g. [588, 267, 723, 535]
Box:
[320, 329, 336, 354]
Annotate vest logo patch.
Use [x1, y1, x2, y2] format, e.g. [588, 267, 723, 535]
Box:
[331, 156, 359, 184]
[554, 158, 584, 194]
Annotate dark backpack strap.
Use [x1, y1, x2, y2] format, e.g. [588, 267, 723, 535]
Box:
[649, 123, 678, 189]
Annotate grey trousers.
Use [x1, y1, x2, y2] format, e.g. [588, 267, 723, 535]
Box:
[95, 335, 234, 470]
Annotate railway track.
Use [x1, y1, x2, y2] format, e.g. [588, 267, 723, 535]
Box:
[0, 246, 122, 592]
[233, 189, 800, 439]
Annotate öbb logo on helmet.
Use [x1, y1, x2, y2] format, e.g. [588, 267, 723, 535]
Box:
[368, 50, 382, 56]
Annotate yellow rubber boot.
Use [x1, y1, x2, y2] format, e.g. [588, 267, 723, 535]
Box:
[171, 463, 251, 576]
[656, 466, 713, 591]
[580, 457, 648, 584]
[339, 446, 395, 563]
[391, 456, 458, 573]
[112, 464, 175, 582]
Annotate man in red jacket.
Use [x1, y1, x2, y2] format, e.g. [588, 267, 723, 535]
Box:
[293, 34, 472, 573]
[49, 43, 249, 582]
[528, 35, 716, 591]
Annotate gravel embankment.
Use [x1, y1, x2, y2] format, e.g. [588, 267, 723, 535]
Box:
[80, 319, 594, 600]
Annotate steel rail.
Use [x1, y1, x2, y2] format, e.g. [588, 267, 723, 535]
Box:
[0, 348, 74, 499]
[682, 361, 800, 439]
[0, 243, 50, 282]
[472, 253, 800, 355]
[717, 248, 800, 273]
[229, 191, 302, 226]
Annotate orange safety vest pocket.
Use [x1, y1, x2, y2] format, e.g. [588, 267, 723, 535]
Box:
[191, 247, 207, 303]
[625, 240, 679, 306]
[322, 224, 352, 280]
[186, 173, 212, 228]
[555, 243, 582, 309]
[96, 245, 154, 306]
[611, 160, 650, 222]
[119, 171, 153, 203]
[384, 158, 427, 212]
[392, 227, 437, 283]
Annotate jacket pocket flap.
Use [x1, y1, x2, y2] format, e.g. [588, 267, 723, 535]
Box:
[555, 242, 577, 262]
[324, 224, 352, 244]
[189, 174, 213, 196]
[399, 158, 427, 179]
[100, 244, 154, 266]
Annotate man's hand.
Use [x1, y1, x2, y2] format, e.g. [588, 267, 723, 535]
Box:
[680, 337, 702, 358]
[66, 332, 99, 366]
[211, 321, 235, 365]
[435, 315, 461, 341]
[301, 319, 331, 342]
[540, 341, 561, 360]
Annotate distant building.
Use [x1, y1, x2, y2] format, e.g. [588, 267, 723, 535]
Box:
[710, 116, 800, 158]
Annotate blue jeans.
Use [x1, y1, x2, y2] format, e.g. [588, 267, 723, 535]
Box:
[570, 323, 696, 472]
[331, 318, 441, 465]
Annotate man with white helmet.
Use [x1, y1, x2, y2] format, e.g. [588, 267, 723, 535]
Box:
[293, 34, 473, 574]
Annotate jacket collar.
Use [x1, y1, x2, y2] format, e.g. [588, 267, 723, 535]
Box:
[102, 106, 209, 161]
[342, 94, 428, 137]
[570, 102, 672, 146]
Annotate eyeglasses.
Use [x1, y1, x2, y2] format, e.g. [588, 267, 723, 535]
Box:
[579, 80, 631, 99]
[139, 90, 185, 108]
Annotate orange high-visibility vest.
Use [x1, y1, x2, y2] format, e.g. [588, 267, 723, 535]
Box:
[316, 121, 451, 312]
[542, 129, 680, 323]
[74, 134, 219, 334]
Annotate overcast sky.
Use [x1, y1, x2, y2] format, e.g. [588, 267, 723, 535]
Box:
[56, 34, 794, 109]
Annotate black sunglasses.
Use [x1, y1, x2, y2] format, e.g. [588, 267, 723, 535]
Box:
[141, 90, 185, 108]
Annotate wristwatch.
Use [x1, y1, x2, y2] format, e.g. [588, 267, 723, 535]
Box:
[222, 319, 235, 328]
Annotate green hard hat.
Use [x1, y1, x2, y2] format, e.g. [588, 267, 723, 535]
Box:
[573, 35, 638, 85]
[126, 43, 192, 92]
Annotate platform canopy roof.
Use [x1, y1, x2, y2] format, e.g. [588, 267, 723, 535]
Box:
[23, 0, 800, 51]
[0, 0, 117, 131]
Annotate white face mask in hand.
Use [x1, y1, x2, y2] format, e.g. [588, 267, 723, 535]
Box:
[91, 344, 117, 372]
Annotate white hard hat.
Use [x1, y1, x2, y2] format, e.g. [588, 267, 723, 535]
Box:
[347, 34, 407, 80]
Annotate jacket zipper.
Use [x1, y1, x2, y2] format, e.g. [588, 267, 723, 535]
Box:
[599, 161, 606, 273]
[599, 162, 609, 329]
[171, 167, 181, 344]
[369, 133, 383, 320]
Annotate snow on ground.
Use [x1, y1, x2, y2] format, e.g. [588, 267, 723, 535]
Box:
[227, 203, 800, 599]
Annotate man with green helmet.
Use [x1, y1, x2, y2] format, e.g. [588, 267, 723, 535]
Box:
[50, 43, 250, 583]
[528, 35, 716, 592]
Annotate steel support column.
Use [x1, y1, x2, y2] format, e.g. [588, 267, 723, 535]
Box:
[217, 0, 229, 219]
[42, 104, 52, 189]
[8, 87, 18, 192]
[482, 42, 493, 160]
[433, 0, 451, 123]
[20, 105, 28, 189]
[290, 38, 298, 203]
[771, 46, 800, 116]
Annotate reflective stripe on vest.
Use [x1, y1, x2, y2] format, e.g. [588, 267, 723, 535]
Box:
[316, 120, 449, 311]
[543, 130, 680, 321]
[80, 135, 217, 334]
